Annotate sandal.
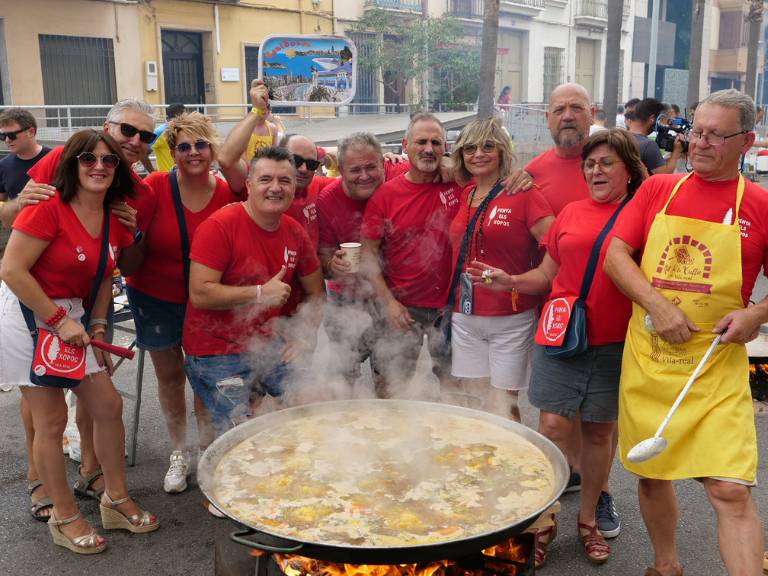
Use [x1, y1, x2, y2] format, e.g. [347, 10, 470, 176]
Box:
[73, 466, 104, 501]
[100, 491, 159, 534]
[28, 480, 54, 522]
[763, 551, 768, 575]
[48, 510, 106, 555]
[578, 520, 610, 564]
[644, 568, 683, 576]
[533, 517, 558, 569]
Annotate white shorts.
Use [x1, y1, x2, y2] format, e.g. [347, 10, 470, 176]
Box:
[0, 283, 102, 388]
[450, 308, 536, 390]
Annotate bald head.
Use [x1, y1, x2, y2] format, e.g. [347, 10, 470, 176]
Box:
[546, 83, 593, 155]
[282, 134, 318, 190]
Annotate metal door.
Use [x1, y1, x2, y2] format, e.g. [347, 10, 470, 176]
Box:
[347, 31, 378, 114]
[496, 30, 525, 103]
[162, 31, 205, 105]
[576, 38, 597, 99]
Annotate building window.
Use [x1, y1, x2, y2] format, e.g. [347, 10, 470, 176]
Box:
[38, 34, 116, 127]
[543, 47, 565, 102]
[718, 11, 744, 50]
[244, 45, 295, 114]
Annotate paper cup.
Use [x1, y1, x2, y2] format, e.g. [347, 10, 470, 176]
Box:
[340, 242, 362, 272]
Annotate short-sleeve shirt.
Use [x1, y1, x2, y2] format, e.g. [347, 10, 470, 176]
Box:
[525, 148, 589, 216]
[0, 147, 51, 199]
[286, 175, 335, 251]
[125, 172, 238, 304]
[183, 205, 320, 356]
[612, 173, 768, 305]
[149, 125, 174, 173]
[28, 145, 157, 233]
[12, 194, 133, 301]
[361, 175, 462, 308]
[543, 198, 632, 345]
[449, 184, 552, 315]
[632, 133, 665, 173]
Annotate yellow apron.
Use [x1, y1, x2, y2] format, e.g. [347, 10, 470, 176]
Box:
[618, 173, 757, 482]
[246, 124, 274, 162]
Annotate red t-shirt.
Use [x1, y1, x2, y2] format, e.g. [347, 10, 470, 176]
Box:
[526, 148, 589, 216]
[126, 172, 238, 304]
[13, 194, 133, 301]
[183, 205, 320, 356]
[612, 173, 768, 305]
[384, 160, 411, 180]
[361, 175, 462, 308]
[544, 198, 632, 345]
[286, 174, 334, 250]
[450, 185, 552, 315]
[27, 145, 157, 233]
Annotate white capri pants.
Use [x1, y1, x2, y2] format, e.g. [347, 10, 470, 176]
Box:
[450, 308, 536, 390]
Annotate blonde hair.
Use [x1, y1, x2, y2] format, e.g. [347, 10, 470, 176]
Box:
[166, 111, 220, 161]
[451, 117, 515, 186]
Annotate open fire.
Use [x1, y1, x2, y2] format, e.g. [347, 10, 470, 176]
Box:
[750, 363, 768, 401]
[272, 536, 532, 576]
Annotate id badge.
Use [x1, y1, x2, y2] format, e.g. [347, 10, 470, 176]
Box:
[459, 272, 474, 315]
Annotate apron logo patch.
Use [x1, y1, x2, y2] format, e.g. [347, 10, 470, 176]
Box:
[650, 333, 696, 365]
[652, 235, 713, 294]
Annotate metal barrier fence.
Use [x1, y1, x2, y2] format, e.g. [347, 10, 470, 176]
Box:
[496, 104, 551, 166]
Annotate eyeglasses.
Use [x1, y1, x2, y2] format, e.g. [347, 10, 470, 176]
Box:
[76, 152, 120, 170]
[462, 140, 498, 155]
[0, 127, 28, 141]
[583, 157, 622, 172]
[293, 154, 321, 171]
[175, 140, 210, 154]
[686, 129, 748, 147]
[108, 121, 157, 144]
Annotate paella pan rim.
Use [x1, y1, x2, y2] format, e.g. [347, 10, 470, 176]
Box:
[198, 399, 568, 564]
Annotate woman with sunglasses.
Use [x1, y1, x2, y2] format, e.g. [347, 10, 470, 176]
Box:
[125, 112, 238, 494]
[447, 117, 553, 421]
[0, 129, 159, 554]
[469, 129, 647, 567]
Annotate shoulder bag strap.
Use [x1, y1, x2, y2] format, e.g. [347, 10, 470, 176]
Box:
[170, 168, 191, 296]
[446, 181, 504, 306]
[578, 195, 631, 300]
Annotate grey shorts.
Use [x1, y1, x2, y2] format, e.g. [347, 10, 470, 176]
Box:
[529, 342, 624, 423]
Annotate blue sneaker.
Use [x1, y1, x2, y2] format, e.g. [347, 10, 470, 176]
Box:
[596, 490, 621, 538]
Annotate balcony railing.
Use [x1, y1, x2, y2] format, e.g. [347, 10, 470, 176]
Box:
[366, 0, 422, 11]
[506, 0, 545, 8]
[449, 0, 484, 19]
[578, 0, 607, 19]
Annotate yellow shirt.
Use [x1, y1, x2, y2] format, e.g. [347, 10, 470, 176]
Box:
[152, 131, 174, 173]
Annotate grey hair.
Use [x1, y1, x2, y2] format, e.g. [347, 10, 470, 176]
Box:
[405, 112, 445, 141]
[701, 89, 756, 131]
[337, 132, 382, 168]
[106, 98, 155, 125]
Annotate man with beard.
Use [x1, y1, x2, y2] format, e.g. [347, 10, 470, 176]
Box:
[360, 113, 462, 398]
[317, 132, 389, 384]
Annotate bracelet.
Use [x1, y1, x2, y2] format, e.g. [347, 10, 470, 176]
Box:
[89, 318, 108, 327]
[256, 284, 263, 304]
[90, 326, 106, 336]
[251, 106, 266, 118]
[45, 306, 67, 327]
[52, 315, 69, 333]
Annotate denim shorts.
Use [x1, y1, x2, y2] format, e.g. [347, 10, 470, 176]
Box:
[126, 286, 185, 351]
[185, 342, 290, 434]
[529, 342, 624, 423]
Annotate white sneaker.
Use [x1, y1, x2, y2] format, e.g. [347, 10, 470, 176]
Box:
[163, 450, 189, 493]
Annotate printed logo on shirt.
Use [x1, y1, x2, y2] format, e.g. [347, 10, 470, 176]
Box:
[487, 206, 512, 228]
[651, 235, 713, 294]
[438, 186, 460, 209]
[303, 202, 318, 224]
[740, 217, 752, 239]
[283, 245, 298, 269]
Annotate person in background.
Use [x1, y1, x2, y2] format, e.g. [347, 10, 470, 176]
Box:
[590, 108, 608, 135]
[143, 103, 185, 174]
[626, 97, 684, 175]
[125, 112, 239, 494]
[0, 129, 159, 554]
[474, 128, 646, 567]
[497, 86, 512, 109]
[184, 147, 325, 435]
[448, 117, 553, 421]
[670, 104, 682, 118]
[615, 105, 625, 130]
[623, 98, 641, 128]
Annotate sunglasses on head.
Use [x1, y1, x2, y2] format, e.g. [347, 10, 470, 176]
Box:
[109, 121, 156, 144]
[175, 140, 210, 154]
[0, 127, 28, 141]
[293, 154, 321, 171]
[76, 152, 120, 170]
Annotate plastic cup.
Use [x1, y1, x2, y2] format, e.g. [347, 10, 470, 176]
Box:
[340, 242, 362, 272]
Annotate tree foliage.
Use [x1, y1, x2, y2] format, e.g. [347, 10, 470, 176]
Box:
[350, 8, 481, 108]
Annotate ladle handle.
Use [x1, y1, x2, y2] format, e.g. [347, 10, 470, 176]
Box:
[230, 529, 304, 553]
[653, 334, 722, 438]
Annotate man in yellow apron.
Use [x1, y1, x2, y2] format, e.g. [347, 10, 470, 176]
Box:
[605, 89, 767, 576]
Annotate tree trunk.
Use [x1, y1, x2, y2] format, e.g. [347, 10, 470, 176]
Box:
[604, 0, 623, 128]
[687, 0, 706, 111]
[745, 0, 764, 99]
[477, 0, 500, 119]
